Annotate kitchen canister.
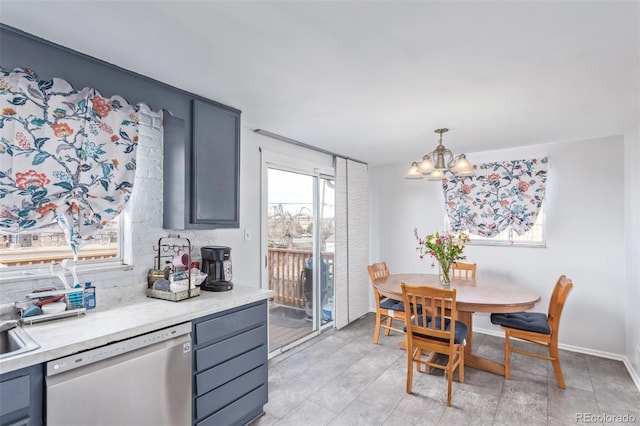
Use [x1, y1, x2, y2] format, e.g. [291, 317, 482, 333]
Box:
[147, 269, 165, 288]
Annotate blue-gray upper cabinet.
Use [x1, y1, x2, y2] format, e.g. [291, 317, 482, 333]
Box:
[192, 100, 240, 227]
[163, 101, 241, 229]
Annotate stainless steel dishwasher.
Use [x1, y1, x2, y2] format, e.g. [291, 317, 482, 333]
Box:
[46, 322, 192, 426]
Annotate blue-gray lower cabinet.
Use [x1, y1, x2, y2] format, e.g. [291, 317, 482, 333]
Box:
[0, 364, 43, 426]
[192, 300, 268, 426]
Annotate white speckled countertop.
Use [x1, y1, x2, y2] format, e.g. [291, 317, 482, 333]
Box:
[0, 284, 273, 374]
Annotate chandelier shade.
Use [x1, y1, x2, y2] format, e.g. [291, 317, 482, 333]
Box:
[406, 161, 423, 179]
[405, 128, 475, 180]
[426, 168, 446, 181]
[451, 153, 475, 176]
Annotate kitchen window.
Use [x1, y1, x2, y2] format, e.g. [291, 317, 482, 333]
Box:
[0, 67, 141, 266]
[0, 216, 123, 270]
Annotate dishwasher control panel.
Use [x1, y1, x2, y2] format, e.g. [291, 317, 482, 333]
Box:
[46, 322, 192, 376]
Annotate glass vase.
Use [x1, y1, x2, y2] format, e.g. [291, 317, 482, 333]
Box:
[439, 261, 451, 286]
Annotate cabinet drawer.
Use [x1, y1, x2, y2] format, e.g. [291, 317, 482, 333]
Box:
[195, 325, 266, 372]
[195, 365, 267, 421]
[0, 375, 30, 417]
[196, 344, 266, 395]
[196, 383, 266, 426]
[195, 303, 266, 346]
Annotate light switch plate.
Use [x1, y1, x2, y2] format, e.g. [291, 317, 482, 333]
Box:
[244, 228, 251, 242]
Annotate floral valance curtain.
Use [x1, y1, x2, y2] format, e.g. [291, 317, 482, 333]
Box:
[442, 157, 548, 237]
[0, 67, 140, 259]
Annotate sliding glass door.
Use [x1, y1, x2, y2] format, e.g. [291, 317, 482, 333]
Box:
[263, 165, 335, 355]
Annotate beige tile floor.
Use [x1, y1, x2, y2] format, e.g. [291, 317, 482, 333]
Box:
[252, 313, 640, 426]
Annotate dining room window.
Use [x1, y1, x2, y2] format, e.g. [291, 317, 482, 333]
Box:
[442, 157, 548, 247]
[445, 203, 545, 247]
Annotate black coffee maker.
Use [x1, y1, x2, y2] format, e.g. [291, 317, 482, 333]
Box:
[200, 246, 233, 292]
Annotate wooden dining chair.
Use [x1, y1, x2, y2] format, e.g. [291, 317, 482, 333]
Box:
[401, 283, 467, 406]
[451, 262, 477, 279]
[367, 262, 406, 344]
[490, 275, 573, 388]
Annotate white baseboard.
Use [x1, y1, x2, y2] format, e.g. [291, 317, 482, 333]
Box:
[623, 358, 640, 393]
[475, 327, 640, 392]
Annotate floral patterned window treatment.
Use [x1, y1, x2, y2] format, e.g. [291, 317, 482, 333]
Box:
[442, 157, 548, 237]
[0, 67, 141, 260]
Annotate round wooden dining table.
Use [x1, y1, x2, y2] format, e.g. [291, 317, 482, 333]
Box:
[372, 273, 541, 376]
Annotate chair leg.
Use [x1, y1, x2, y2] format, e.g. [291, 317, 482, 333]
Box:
[384, 316, 393, 336]
[549, 345, 566, 389]
[446, 356, 453, 407]
[504, 330, 511, 379]
[373, 312, 382, 344]
[458, 345, 465, 383]
[406, 341, 414, 393]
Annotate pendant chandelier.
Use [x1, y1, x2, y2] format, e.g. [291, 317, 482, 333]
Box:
[405, 128, 475, 180]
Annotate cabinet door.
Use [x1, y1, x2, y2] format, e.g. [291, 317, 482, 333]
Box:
[162, 111, 188, 229]
[191, 100, 240, 228]
[0, 364, 43, 426]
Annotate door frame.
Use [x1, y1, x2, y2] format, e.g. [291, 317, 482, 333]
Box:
[260, 150, 335, 355]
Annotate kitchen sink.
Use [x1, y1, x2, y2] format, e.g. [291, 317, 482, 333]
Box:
[0, 320, 40, 360]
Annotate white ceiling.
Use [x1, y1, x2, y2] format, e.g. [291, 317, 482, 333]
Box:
[1, 1, 638, 165]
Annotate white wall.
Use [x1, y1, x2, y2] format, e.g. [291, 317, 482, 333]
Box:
[624, 125, 640, 379]
[370, 135, 627, 355]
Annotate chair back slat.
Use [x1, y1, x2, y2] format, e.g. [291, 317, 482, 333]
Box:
[451, 262, 477, 279]
[408, 293, 421, 318]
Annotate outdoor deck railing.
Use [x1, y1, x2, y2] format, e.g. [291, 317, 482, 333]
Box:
[268, 248, 333, 307]
[0, 251, 117, 267]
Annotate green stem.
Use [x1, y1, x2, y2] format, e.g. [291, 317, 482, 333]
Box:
[440, 260, 451, 283]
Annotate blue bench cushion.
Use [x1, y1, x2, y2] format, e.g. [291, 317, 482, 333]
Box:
[405, 316, 467, 345]
[490, 312, 550, 334]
